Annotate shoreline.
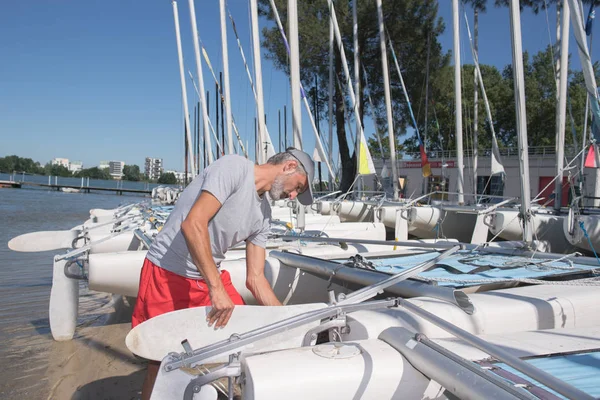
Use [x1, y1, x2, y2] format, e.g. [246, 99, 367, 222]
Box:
[45, 295, 145, 400]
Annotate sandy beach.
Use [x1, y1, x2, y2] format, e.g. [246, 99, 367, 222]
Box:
[45, 295, 145, 400]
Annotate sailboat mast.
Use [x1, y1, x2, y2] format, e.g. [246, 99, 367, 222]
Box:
[188, 0, 213, 166]
[288, 0, 303, 150]
[473, 10, 479, 198]
[554, 0, 570, 212]
[508, 0, 533, 242]
[250, 0, 267, 163]
[171, 0, 196, 179]
[219, 0, 234, 154]
[424, 33, 431, 153]
[328, 15, 334, 190]
[376, 0, 400, 200]
[353, 0, 361, 194]
[452, 0, 464, 204]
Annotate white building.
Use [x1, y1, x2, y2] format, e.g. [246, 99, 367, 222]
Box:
[99, 161, 110, 170]
[52, 158, 69, 168]
[145, 157, 163, 180]
[68, 160, 83, 173]
[164, 170, 191, 184]
[371, 145, 600, 208]
[109, 161, 125, 180]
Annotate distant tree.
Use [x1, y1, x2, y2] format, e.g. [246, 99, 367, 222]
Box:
[0, 155, 45, 174]
[75, 167, 112, 180]
[44, 163, 72, 177]
[158, 172, 177, 185]
[123, 164, 142, 181]
[259, 0, 448, 192]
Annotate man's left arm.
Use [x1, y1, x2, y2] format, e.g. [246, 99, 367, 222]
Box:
[245, 241, 282, 306]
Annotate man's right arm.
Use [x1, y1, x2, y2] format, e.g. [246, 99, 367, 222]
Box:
[181, 190, 234, 328]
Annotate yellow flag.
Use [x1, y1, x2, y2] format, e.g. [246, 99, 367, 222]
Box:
[422, 163, 432, 178]
[358, 132, 376, 175]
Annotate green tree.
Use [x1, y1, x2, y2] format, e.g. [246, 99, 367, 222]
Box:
[259, 0, 447, 192]
[123, 164, 142, 181]
[0, 155, 45, 174]
[158, 172, 178, 185]
[44, 163, 72, 177]
[75, 167, 112, 180]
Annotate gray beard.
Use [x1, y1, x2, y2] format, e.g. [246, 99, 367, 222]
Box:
[269, 175, 286, 200]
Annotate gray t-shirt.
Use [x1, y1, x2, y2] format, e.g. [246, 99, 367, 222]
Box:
[146, 155, 272, 279]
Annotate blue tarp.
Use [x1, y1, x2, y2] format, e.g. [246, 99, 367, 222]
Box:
[495, 352, 600, 399]
[335, 251, 599, 287]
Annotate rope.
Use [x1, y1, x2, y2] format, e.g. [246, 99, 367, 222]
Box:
[579, 220, 600, 264]
[416, 275, 600, 287]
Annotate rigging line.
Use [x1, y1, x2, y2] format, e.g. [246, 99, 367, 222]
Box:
[335, 72, 357, 150]
[227, 7, 274, 156]
[188, 71, 222, 159]
[267, 0, 336, 182]
[362, 65, 386, 160]
[199, 41, 249, 157]
[385, 27, 422, 140]
[457, 11, 474, 194]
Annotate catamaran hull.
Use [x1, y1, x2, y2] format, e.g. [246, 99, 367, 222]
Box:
[563, 214, 600, 254]
[491, 210, 575, 253]
[333, 201, 374, 222]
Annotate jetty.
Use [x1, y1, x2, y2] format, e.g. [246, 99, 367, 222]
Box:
[2, 179, 151, 195]
[0, 180, 22, 188]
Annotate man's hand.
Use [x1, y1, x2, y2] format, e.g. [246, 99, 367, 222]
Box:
[207, 285, 235, 328]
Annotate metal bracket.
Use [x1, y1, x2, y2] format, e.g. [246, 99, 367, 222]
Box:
[182, 353, 242, 400]
[301, 317, 347, 347]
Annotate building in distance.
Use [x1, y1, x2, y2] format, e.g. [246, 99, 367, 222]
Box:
[164, 170, 192, 184]
[99, 161, 110, 170]
[52, 158, 70, 168]
[68, 161, 83, 173]
[145, 157, 163, 180]
[109, 161, 124, 180]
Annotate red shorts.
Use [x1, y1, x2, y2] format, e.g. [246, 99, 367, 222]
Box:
[131, 258, 245, 328]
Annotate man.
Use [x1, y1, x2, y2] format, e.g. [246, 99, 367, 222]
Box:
[132, 147, 314, 399]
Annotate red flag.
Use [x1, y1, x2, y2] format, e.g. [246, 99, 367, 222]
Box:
[420, 145, 431, 177]
[585, 144, 598, 168]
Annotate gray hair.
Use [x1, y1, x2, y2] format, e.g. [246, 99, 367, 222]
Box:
[267, 150, 307, 175]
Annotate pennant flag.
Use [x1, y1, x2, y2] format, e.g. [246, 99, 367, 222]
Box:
[585, 143, 599, 168]
[358, 132, 376, 175]
[585, 3, 595, 36]
[381, 163, 390, 179]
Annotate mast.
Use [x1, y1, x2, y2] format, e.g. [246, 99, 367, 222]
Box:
[328, 15, 334, 190]
[250, 0, 268, 163]
[554, 0, 570, 212]
[473, 9, 479, 198]
[188, 0, 213, 166]
[452, 0, 464, 204]
[219, 0, 234, 154]
[508, 0, 533, 242]
[353, 0, 361, 195]
[424, 33, 431, 154]
[171, 0, 196, 178]
[376, 0, 400, 200]
[288, 0, 302, 149]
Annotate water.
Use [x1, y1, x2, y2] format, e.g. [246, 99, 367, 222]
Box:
[0, 187, 134, 399]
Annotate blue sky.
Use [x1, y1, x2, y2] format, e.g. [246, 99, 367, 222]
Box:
[0, 1, 597, 172]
